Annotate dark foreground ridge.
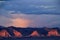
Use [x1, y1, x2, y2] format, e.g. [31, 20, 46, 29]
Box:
[0, 37, 60, 40]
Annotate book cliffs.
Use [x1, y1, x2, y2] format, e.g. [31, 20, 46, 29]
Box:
[0, 26, 60, 37]
[29, 31, 40, 37]
[0, 30, 11, 37]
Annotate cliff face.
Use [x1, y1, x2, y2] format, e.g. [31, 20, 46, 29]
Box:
[47, 29, 60, 36]
[13, 30, 22, 37]
[0, 27, 60, 37]
[0, 30, 11, 37]
[29, 31, 40, 37]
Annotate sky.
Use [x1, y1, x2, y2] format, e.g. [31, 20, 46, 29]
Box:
[0, 0, 60, 28]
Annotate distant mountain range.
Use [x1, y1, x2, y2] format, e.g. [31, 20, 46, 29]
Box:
[0, 26, 60, 37]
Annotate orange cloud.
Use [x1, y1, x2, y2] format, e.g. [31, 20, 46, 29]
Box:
[11, 18, 31, 28]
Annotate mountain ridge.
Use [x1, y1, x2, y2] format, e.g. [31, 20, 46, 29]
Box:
[0, 26, 60, 37]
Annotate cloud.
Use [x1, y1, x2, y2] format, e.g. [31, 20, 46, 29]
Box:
[0, 13, 33, 28]
[0, 0, 60, 15]
[0, 0, 60, 28]
[30, 5, 56, 9]
[11, 18, 31, 28]
[8, 13, 33, 28]
[46, 21, 60, 27]
[0, 0, 10, 1]
[0, 15, 12, 26]
[0, 13, 60, 28]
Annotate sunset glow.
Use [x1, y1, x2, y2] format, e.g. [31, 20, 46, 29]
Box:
[11, 18, 31, 28]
